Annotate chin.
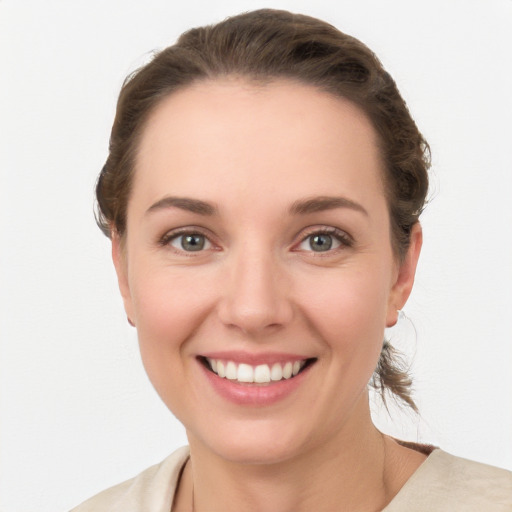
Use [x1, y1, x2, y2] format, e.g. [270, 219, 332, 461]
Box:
[188, 418, 315, 466]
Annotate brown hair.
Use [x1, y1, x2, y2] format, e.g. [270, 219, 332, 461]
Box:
[96, 9, 430, 412]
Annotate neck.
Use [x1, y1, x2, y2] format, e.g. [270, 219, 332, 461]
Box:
[178, 398, 421, 512]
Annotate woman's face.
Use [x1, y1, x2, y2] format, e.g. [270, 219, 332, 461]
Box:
[114, 79, 421, 464]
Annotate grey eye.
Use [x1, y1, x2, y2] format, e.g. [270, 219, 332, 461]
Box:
[171, 233, 210, 251]
[308, 234, 333, 252]
[298, 232, 343, 252]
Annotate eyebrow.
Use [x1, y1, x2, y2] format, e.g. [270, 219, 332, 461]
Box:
[146, 196, 217, 216]
[289, 196, 368, 216]
[145, 195, 367, 217]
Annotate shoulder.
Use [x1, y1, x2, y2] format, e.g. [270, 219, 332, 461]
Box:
[69, 446, 190, 512]
[385, 449, 512, 511]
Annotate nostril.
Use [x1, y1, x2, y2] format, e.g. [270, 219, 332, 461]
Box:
[218, 301, 292, 334]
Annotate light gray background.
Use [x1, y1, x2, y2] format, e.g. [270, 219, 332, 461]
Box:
[1, 1, 511, 511]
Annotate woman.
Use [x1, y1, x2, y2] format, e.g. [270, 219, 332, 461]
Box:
[72, 9, 512, 511]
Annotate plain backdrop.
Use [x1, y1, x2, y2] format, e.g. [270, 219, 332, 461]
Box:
[1, 1, 511, 510]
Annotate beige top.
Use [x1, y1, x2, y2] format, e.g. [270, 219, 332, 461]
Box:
[71, 446, 512, 511]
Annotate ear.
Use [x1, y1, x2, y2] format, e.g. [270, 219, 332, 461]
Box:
[112, 231, 136, 327]
[386, 223, 423, 327]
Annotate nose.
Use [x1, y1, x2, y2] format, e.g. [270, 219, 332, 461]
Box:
[217, 247, 294, 336]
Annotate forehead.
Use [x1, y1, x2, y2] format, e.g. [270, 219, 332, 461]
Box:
[133, 78, 385, 211]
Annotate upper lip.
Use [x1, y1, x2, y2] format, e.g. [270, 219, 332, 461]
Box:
[198, 350, 314, 366]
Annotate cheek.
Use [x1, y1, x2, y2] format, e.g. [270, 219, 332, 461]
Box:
[285, 265, 391, 436]
[128, 267, 215, 399]
[305, 262, 389, 318]
[298, 265, 390, 361]
[131, 261, 214, 330]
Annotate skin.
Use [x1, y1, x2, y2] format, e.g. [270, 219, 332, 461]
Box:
[113, 79, 425, 511]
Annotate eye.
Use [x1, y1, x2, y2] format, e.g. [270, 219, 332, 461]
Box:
[299, 233, 340, 252]
[296, 228, 352, 253]
[167, 232, 212, 252]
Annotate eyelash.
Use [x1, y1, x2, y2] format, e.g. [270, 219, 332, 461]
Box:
[158, 226, 353, 255]
[294, 227, 353, 255]
[158, 228, 216, 255]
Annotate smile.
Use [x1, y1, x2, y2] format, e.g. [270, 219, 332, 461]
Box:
[198, 354, 317, 405]
[203, 357, 313, 384]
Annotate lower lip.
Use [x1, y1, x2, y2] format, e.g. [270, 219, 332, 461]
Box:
[199, 361, 313, 406]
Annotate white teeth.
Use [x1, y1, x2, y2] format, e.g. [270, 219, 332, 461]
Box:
[205, 358, 309, 383]
[237, 363, 254, 382]
[283, 362, 293, 379]
[226, 361, 237, 380]
[270, 363, 283, 381]
[254, 364, 271, 383]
